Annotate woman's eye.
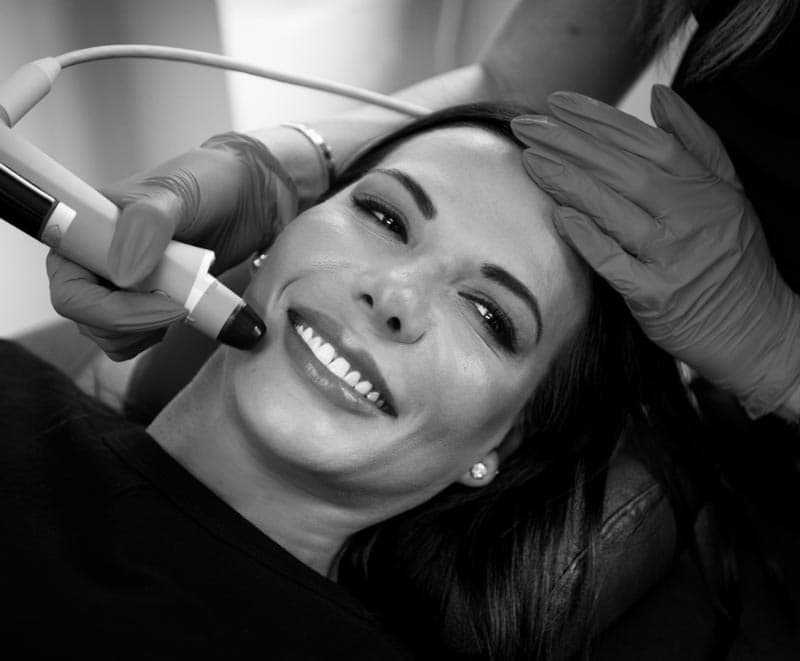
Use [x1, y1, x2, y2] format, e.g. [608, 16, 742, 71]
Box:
[467, 295, 517, 352]
[353, 195, 408, 242]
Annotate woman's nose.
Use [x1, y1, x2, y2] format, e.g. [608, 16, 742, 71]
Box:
[356, 267, 430, 343]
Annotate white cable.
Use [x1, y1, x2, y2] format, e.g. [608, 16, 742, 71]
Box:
[56, 45, 430, 118]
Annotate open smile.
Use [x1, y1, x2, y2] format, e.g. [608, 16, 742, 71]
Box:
[286, 308, 397, 417]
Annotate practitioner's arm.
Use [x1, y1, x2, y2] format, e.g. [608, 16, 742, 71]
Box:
[260, 0, 655, 204]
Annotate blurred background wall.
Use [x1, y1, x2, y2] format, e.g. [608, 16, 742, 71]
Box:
[0, 0, 692, 337]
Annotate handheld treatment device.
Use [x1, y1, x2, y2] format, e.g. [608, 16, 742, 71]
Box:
[0, 128, 264, 349]
[0, 46, 428, 349]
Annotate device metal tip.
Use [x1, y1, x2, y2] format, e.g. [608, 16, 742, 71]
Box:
[217, 302, 266, 350]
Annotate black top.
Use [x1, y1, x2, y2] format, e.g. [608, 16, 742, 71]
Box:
[673, 0, 800, 291]
[0, 341, 414, 660]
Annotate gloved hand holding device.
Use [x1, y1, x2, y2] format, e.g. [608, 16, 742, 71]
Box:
[511, 85, 800, 418]
[46, 132, 298, 360]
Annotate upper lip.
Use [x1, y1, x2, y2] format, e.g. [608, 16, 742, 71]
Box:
[288, 305, 397, 416]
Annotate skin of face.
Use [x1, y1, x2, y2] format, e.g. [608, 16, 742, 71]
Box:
[220, 126, 589, 519]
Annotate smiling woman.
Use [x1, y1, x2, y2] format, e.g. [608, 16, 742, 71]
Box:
[0, 104, 721, 660]
[293, 105, 721, 658]
[213, 115, 587, 515]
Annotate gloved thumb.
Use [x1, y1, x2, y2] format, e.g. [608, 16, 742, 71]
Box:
[553, 206, 647, 300]
[103, 188, 183, 288]
[650, 84, 740, 188]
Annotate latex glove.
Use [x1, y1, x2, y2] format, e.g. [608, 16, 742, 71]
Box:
[511, 85, 800, 418]
[46, 132, 298, 361]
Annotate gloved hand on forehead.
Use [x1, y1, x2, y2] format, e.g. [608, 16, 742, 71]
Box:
[511, 85, 800, 418]
[46, 132, 298, 361]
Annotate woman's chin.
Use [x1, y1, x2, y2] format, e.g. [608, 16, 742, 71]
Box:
[227, 342, 379, 474]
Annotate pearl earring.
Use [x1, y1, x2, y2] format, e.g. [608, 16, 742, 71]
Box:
[469, 462, 489, 480]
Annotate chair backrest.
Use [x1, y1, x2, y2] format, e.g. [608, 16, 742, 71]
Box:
[557, 447, 679, 634]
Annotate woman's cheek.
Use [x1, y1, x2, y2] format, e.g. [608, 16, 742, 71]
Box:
[412, 330, 514, 436]
[277, 208, 364, 265]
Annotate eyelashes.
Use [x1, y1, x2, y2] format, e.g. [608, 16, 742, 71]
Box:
[352, 194, 408, 243]
[462, 293, 518, 352]
[350, 192, 518, 353]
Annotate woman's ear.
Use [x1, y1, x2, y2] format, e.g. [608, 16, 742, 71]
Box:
[457, 450, 501, 488]
[456, 421, 526, 488]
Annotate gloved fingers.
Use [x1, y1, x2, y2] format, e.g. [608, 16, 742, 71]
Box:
[512, 114, 692, 217]
[104, 188, 186, 288]
[552, 206, 651, 299]
[77, 323, 167, 362]
[543, 91, 707, 178]
[650, 84, 741, 188]
[522, 148, 673, 259]
[46, 251, 186, 333]
[99, 154, 205, 215]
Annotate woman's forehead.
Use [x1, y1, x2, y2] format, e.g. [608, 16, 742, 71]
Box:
[377, 127, 561, 267]
[383, 125, 520, 168]
[378, 127, 551, 216]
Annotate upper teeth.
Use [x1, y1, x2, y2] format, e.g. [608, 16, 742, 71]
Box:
[295, 322, 385, 406]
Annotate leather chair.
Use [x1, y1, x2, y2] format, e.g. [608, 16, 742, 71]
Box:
[589, 385, 800, 660]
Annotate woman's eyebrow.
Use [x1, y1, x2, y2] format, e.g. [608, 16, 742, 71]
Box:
[481, 264, 543, 344]
[371, 167, 437, 219]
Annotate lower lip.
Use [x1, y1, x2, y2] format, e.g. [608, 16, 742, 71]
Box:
[283, 316, 383, 418]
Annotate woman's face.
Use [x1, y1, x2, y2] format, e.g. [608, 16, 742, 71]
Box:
[224, 126, 589, 512]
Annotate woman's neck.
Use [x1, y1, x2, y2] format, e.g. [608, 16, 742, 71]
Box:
[146, 350, 369, 577]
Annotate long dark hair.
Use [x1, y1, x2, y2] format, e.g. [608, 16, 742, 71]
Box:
[635, 0, 798, 81]
[332, 104, 735, 659]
